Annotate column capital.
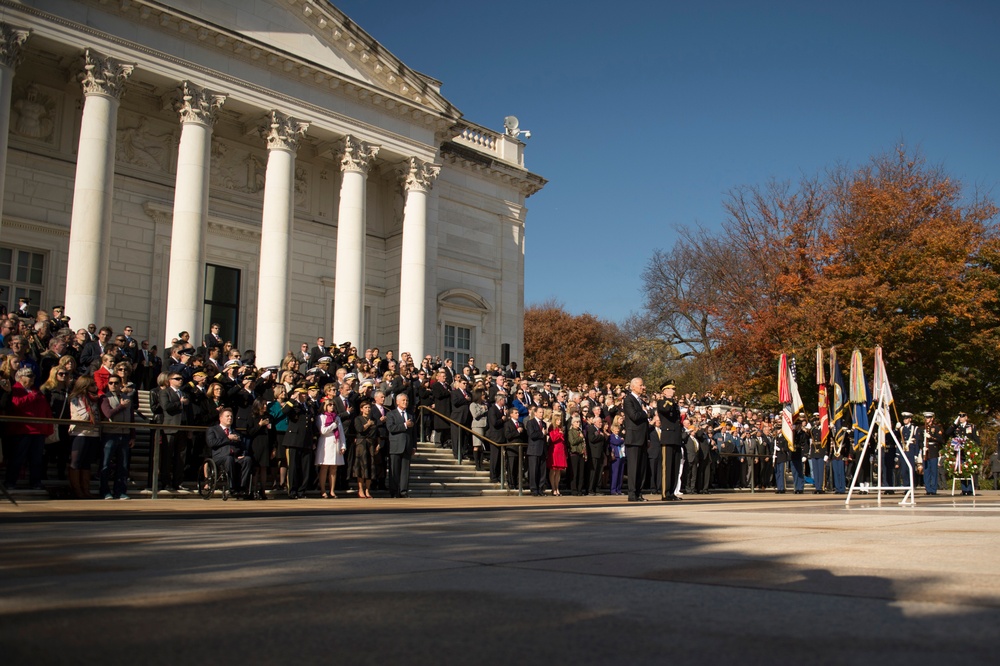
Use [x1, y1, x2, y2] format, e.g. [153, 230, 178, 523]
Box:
[0, 23, 30, 70]
[79, 49, 135, 99]
[175, 81, 227, 126]
[260, 110, 309, 152]
[399, 157, 441, 193]
[339, 135, 380, 175]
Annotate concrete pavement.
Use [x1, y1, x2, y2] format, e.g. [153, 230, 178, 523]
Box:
[2, 492, 998, 664]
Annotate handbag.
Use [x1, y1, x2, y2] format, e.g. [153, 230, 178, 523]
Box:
[45, 394, 68, 445]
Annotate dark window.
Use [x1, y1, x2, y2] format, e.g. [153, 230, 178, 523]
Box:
[203, 264, 240, 346]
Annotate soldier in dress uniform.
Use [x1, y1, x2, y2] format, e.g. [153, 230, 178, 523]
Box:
[922, 412, 944, 495]
[946, 411, 980, 495]
[808, 412, 828, 494]
[772, 420, 789, 494]
[895, 412, 922, 488]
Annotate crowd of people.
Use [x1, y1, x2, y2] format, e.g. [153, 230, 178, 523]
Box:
[0, 302, 995, 501]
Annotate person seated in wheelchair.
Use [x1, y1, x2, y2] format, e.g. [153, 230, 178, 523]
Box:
[207, 407, 253, 497]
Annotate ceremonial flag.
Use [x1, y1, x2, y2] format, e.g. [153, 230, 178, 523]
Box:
[849, 349, 871, 450]
[872, 346, 894, 407]
[830, 349, 849, 452]
[817, 346, 829, 447]
[778, 354, 793, 448]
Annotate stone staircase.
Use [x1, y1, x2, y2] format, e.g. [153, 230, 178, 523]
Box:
[408, 443, 514, 497]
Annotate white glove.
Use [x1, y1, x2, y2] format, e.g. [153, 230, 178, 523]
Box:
[895, 422, 901, 430]
[824, 455, 829, 462]
[801, 456, 807, 463]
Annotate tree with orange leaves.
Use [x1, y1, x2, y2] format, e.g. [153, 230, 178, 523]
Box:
[641, 145, 1000, 419]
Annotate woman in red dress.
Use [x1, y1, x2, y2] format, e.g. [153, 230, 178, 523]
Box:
[547, 410, 567, 496]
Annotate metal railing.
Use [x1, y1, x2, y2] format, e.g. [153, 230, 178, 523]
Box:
[0, 414, 210, 501]
[417, 405, 526, 495]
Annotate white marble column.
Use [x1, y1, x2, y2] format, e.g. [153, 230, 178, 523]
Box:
[64, 49, 134, 326]
[332, 135, 379, 349]
[0, 24, 31, 239]
[163, 82, 226, 345]
[397, 157, 440, 360]
[254, 111, 309, 367]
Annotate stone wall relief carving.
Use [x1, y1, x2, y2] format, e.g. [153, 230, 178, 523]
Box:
[209, 137, 268, 196]
[9, 82, 59, 144]
[116, 113, 173, 171]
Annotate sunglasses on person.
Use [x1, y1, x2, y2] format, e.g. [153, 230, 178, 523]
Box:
[108, 381, 121, 386]
[170, 376, 183, 381]
[56, 371, 68, 377]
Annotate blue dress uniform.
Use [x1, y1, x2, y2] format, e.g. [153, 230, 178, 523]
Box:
[897, 413, 922, 488]
[789, 420, 809, 494]
[773, 432, 789, 494]
[808, 418, 827, 494]
[922, 413, 943, 495]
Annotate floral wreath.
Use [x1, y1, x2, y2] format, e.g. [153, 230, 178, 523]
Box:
[940, 435, 985, 479]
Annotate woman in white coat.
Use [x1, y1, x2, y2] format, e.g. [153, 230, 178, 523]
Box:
[315, 398, 347, 498]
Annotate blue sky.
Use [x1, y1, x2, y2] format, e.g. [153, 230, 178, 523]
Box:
[336, 0, 1000, 323]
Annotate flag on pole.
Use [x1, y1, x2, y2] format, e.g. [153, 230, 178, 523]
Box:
[873, 346, 894, 407]
[778, 354, 793, 449]
[849, 349, 870, 450]
[817, 346, 829, 447]
[830, 349, 849, 452]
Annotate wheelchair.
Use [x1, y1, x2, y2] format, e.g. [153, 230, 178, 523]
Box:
[198, 457, 231, 501]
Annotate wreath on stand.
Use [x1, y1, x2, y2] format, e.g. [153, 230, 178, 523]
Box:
[940, 435, 985, 481]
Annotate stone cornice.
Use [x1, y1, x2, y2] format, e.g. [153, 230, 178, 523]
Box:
[142, 201, 262, 242]
[29, 0, 459, 131]
[0, 215, 70, 237]
[0, 0, 442, 160]
[440, 143, 547, 198]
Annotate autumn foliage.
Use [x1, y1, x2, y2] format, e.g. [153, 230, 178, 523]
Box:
[524, 300, 633, 386]
[641, 146, 1000, 419]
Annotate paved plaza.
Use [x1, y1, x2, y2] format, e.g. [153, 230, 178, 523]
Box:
[2, 492, 998, 665]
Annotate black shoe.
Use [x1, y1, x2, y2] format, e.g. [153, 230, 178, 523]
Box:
[636, 495, 647, 502]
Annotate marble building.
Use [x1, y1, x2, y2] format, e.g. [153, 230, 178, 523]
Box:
[0, 0, 545, 367]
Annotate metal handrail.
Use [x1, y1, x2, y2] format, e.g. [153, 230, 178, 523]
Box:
[418, 405, 525, 495]
[0, 414, 211, 501]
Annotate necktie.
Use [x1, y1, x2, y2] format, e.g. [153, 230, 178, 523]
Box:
[224, 427, 229, 436]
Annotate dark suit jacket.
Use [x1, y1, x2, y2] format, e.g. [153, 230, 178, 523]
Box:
[79, 340, 105, 371]
[623, 393, 649, 448]
[160, 387, 192, 435]
[203, 333, 224, 351]
[385, 408, 416, 455]
[451, 388, 471, 426]
[526, 417, 547, 457]
[485, 404, 506, 443]
[207, 424, 242, 457]
[647, 428, 663, 460]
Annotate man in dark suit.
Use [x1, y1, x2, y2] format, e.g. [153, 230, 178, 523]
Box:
[503, 406, 527, 490]
[207, 407, 253, 496]
[484, 393, 507, 484]
[309, 337, 329, 366]
[385, 393, 416, 497]
[79, 325, 113, 372]
[623, 377, 650, 502]
[450, 375, 472, 460]
[160, 372, 193, 491]
[657, 380, 683, 500]
[203, 323, 224, 351]
[525, 404, 548, 496]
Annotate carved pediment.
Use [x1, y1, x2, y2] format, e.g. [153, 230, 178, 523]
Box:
[158, 0, 459, 117]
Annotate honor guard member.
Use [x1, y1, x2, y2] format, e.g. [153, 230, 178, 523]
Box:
[772, 421, 789, 494]
[896, 412, 922, 487]
[946, 411, 980, 495]
[922, 412, 944, 495]
[790, 415, 809, 494]
[806, 413, 828, 494]
[656, 380, 684, 501]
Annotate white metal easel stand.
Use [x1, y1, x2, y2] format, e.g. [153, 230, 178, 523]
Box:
[846, 383, 915, 507]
